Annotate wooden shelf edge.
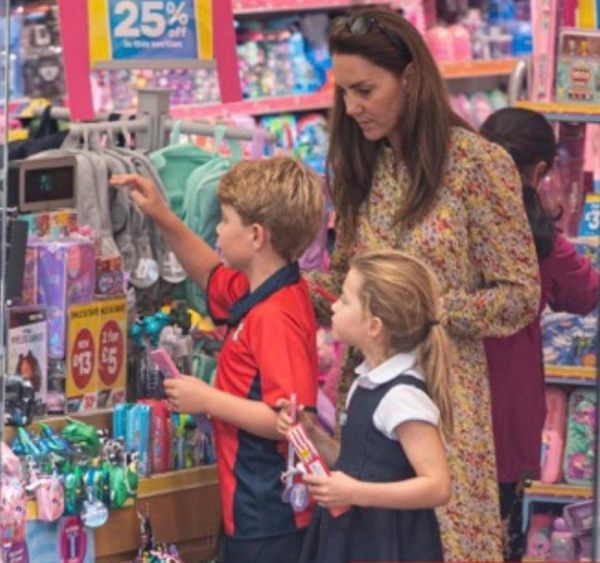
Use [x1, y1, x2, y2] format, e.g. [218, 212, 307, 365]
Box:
[525, 480, 593, 499]
[544, 364, 596, 383]
[515, 101, 600, 123]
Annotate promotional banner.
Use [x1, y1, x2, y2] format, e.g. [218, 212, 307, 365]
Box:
[57, 0, 241, 120]
[88, 0, 213, 68]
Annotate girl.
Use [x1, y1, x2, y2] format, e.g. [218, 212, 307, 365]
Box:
[480, 107, 599, 561]
[278, 249, 453, 563]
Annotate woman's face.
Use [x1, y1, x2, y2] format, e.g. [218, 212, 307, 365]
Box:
[332, 53, 405, 143]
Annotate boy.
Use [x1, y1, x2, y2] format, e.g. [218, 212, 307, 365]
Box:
[112, 157, 324, 563]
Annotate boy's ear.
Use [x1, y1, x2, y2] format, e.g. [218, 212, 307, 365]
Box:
[250, 223, 269, 250]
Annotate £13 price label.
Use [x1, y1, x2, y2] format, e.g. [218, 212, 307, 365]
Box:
[71, 328, 96, 390]
[98, 319, 124, 386]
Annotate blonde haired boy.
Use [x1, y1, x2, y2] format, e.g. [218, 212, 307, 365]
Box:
[112, 157, 324, 563]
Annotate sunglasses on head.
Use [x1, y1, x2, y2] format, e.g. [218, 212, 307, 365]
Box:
[333, 14, 412, 61]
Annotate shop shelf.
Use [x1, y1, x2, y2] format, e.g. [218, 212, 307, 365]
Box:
[233, 0, 402, 14]
[26, 465, 218, 519]
[438, 58, 518, 79]
[170, 91, 334, 119]
[524, 481, 593, 501]
[170, 59, 518, 120]
[515, 101, 600, 123]
[545, 364, 596, 385]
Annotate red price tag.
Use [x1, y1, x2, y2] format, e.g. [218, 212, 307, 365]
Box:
[71, 328, 95, 390]
[98, 319, 124, 386]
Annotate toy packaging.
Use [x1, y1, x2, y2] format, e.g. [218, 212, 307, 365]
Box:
[542, 310, 597, 367]
[556, 28, 600, 104]
[17, 246, 40, 306]
[286, 423, 349, 518]
[23, 208, 78, 239]
[7, 307, 48, 417]
[563, 388, 596, 486]
[36, 239, 96, 359]
[126, 404, 152, 477]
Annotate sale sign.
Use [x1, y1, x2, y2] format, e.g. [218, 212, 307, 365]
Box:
[88, 0, 213, 68]
[97, 298, 127, 408]
[66, 303, 100, 413]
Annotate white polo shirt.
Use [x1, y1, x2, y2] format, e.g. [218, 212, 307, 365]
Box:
[346, 352, 440, 441]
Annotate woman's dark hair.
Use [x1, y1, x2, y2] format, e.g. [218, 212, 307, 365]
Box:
[327, 7, 472, 236]
[480, 107, 558, 260]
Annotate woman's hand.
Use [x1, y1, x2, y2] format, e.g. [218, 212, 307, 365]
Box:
[304, 471, 358, 507]
[163, 375, 210, 414]
[111, 173, 173, 226]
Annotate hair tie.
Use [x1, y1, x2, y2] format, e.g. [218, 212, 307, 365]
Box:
[428, 320, 440, 327]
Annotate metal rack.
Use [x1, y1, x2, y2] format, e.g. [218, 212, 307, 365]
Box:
[32, 88, 276, 152]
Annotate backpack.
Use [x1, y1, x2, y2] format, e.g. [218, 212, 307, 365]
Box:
[151, 124, 244, 314]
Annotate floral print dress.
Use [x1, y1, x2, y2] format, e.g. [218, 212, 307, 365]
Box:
[311, 128, 540, 562]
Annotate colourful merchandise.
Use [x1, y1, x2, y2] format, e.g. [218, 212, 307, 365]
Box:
[36, 239, 96, 359]
[525, 513, 554, 560]
[7, 307, 48, 416]
[540, 387, 567, 484]
[563, 388, 596, 486]
[542, 311, 597, 367]
[556, 28, 600, 104]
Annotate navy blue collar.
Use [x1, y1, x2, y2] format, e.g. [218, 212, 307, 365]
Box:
[227, 262, 301, 327]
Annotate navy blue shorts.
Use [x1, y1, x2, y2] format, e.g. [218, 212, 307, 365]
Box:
[224, 529, 306, 563]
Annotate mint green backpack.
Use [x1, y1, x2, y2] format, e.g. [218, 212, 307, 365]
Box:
[150, 125, 243, 314]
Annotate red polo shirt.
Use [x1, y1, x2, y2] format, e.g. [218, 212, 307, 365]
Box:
[207, 262, 318, 539]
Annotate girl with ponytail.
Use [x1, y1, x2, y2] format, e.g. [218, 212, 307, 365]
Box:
[277, 249, 452, 563]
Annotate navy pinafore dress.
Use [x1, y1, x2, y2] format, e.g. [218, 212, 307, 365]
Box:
[300, 373, 444, 563]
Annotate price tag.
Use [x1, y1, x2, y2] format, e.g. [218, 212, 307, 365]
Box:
[579, 194, 600, 237]
[88, 0, 213, 68]
[98, 298, 127, 406]
[71, 328, 96, 391]
[98, 320, 124, 386]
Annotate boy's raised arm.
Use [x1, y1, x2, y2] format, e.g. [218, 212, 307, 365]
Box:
[111, 173, 220, 291]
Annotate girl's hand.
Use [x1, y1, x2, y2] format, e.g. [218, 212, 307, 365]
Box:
[110, 173, 171, 225]
[275, 399, 316, 438]
[304, 471, 358, 507]
[163, 375, 210, 414]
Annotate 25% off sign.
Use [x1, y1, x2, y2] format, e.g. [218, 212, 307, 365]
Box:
[88, 0, 214, 68]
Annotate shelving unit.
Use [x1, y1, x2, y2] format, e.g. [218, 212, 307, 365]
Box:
[171, 59, 518, 120]
[515, 101, 600, 124]
[12, 411, 221, 562]
[525, 481, 593, 500]
[522, 481, 593, 538]
[545, 365, 596, 386]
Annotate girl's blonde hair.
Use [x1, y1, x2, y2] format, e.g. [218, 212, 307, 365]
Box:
[351, 250, 454, 441]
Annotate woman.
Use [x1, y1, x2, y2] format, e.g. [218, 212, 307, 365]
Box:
[481, 107, 599, 561]
[310, 8, 540, 561]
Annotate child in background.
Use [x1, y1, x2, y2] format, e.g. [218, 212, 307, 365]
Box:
[112, 157, 324, 563]
[481, 108, 599, 561]
[277, 249, 453, 563]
